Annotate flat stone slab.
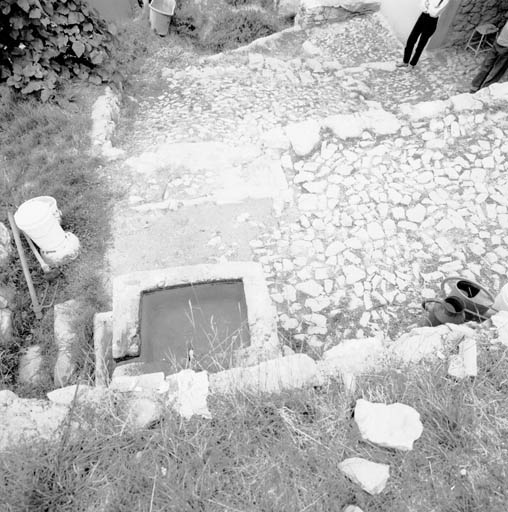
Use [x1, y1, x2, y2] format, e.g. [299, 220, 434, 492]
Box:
[124, 142, 290, 206]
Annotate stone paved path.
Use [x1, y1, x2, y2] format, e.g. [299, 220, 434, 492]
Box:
[108, 13, 508, 351]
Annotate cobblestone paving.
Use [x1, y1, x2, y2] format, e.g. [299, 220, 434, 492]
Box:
[111, 13, 508, 348]
[250, 108, 508, 349]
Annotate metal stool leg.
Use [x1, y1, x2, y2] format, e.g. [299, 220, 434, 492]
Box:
[475, 34, 486, 56]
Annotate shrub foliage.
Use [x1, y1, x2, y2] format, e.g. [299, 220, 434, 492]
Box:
[173, 0, 281, 52]
[0, 0, 117, 100]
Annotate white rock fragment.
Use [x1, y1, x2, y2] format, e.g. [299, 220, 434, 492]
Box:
[209, 354, 323, 395]
[165, 370, 211, 420]
[286, 120, 321, 157]
[390, 325, 476, 364]
[400, 100, 449, 121]
[344, 265, 366, 285]
[339, 457, 390, 495]
[319, 337, 385, 379]
[450, 93, 483, 112]
[491, 310, 508, 346]
[354, 399, 423, 451]
[296, 280, 324, 297]
[406, 204, 426, 223]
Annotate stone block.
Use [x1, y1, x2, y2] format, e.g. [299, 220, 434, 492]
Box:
[18, 345, 44, 385]
[209, 354, 324, 395]
[93, 311, 113, 387]
[54, 299, 82, 388]
[0, 309, 12, 346]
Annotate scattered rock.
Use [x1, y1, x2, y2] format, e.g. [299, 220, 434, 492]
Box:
[124, 394, 162, 429]
[0, 394, 68, 452]
[354, 398, 423, 451]
[491, 311, 508, 346]
[0, 309, 13, 346]
[450, 93, 483, 112]
[339, 457, 389, 495]
[54, 299, 82, 388]
[296, 280, 324, 297]
[209, 354, 323, 395]
[0, 222, 12, 267]
[319, 337, 385, 379]
[164, 369, 211, 419]
[400, 100, 449, 121]
[286, 120, 321, 157]
[390, 324, 476, 364]
[18, 345, 44, 385]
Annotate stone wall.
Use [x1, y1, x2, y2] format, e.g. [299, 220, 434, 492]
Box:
[296, 0, 380, 28]
[444, 0, 508, 47]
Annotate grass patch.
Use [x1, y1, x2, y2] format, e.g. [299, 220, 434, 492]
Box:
[1, 341, 507, 511]
[0, 84, 112, 396]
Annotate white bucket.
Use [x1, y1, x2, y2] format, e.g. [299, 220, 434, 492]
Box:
[149, 0, 175, 36]
[41, 232, 80, 267]
[14, 198, 66, 252]
[493, 283, 508, 312]
[20, 196, 62, 223]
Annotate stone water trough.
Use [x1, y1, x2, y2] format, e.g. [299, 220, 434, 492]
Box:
[96, 262, 282, 385]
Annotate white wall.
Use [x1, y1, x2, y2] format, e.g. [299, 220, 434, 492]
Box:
[380, 0, 462, 49]
[380, 0, 422, 43]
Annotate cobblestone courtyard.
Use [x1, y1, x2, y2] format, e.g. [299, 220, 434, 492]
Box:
[107, 13, 508, 350]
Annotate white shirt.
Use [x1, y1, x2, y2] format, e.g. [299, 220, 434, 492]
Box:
[421, 0, 450, 18]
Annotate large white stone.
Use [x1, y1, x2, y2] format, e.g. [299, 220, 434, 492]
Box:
[450, 93, 483, 112]
[47, 384, 99, 406]
[286, 120, 321, 157]
[0, 222, 12, 267]
[390, 324, 476, 364]
[400, 100, 449, 121]
[319, 337, 385, 379]
[0, 396, 68, 452]
[209, 354, 323, 395]
[343, 507, 364, 512]
[491, 311, 508, 346]
[0, 309, 12, 346]
[488, 82, 508, 102]
[338, 457, 389, 495]
[54, 299, 81, 387]
[323, 114, 364, 139]
[124, 394, 162, 430]
[354, 399, 423, 451]
[296, 280, 324, 297]
[361, 109, 401, 136]
[406, 204, 426, 223]
[18, 345, 44, 385]
[164, 370, 211, 420]
[301, 40, 322, 56]
[344, 265, 366, 285]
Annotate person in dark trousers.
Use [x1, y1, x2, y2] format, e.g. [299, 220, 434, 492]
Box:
[470, 20, 508, 93]
[396, 0, 450, 71]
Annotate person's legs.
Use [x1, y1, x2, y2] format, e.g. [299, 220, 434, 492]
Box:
[409, 14, 438, 66]
[471, 45, 501, 91]
[403, 14, 426, 65]
[478, 43, 508, 89]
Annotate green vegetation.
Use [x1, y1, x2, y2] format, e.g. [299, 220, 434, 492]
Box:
[0, 85, 111, 395]
[0, 0, 118, 101]
[1, 341, 507, 511]
[173, 0, 283, 52]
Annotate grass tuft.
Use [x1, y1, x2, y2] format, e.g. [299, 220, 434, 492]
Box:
[1, 340, 507, 511]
